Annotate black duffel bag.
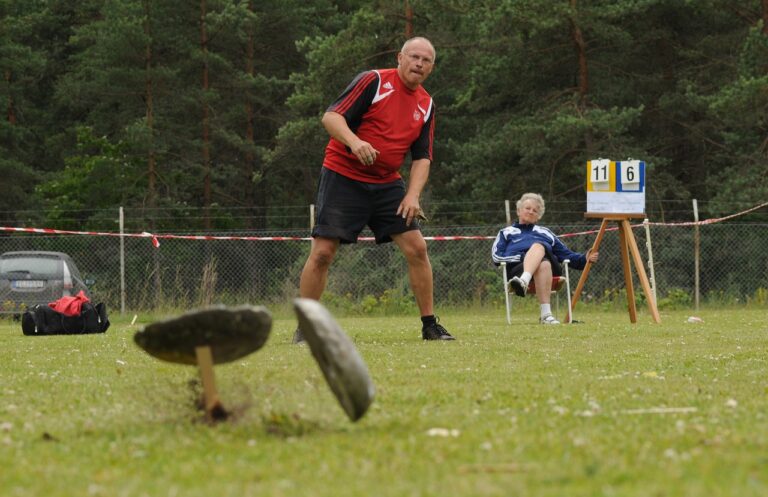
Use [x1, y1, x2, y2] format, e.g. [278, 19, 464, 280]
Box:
[22, 302, 110, 335]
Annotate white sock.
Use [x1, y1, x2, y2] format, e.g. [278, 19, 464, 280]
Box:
[521, 272, 532, 285]
[540, 303, 552, 317]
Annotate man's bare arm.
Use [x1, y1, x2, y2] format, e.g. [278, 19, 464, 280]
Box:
[321, 112, 379, 166]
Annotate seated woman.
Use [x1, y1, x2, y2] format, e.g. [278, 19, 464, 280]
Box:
[491, 193, 598, 324]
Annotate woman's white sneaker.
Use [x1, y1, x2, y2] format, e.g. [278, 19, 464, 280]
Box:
[540, 314, 560, 325]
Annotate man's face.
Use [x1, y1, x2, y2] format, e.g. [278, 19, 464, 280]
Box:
[397, 40, 435, 89]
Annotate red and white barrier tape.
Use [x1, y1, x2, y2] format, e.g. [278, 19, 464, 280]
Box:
[1, 200, 765, 246]
[647, 199, 768, 226]
[0, 226, 493, 244]
[559, 199, 768, 238]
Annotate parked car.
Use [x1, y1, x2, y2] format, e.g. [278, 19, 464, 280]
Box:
[0, 251, 91, 314]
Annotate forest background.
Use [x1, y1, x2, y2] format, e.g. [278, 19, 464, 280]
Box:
[1, 0, 767, 232]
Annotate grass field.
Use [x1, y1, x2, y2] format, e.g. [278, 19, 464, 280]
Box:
[1, 306, 766, 497]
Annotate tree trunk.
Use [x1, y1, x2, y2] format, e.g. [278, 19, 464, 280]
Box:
[552, 0, 593, 198]
[404, 0, 413, 39]
[569, 0, 589, 111]
[244, 0, 257, 230]
[569, 0, 593, 159]
[144, 0, 163, 302]
[201, 0, 212, 230]
[143, 0, 162, 306]
[5, 70, 16, 125]
[763, 0, 767, 35]
[143, 1, 156, 211]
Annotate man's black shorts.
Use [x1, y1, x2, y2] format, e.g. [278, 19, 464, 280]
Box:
[312, 168, 421, 244]
[504, 245, 563, 280]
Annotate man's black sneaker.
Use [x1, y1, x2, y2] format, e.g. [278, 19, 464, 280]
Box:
[292, 327, 305, 344]
[422, 321, 456, 341]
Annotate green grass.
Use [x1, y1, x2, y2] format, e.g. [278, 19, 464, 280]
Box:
[1, 307, 766, 497]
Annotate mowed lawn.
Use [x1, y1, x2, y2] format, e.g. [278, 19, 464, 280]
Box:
[1, 306, 766, 497]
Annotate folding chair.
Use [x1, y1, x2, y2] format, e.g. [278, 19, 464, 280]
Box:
[500, 259, 572, 324]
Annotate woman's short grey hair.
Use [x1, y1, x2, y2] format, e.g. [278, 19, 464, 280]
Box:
[516, 193, 546, 218]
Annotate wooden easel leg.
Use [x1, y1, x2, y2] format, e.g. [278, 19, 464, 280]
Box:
[195, 345, 225, 422]
[623, 220, 662, 323]
[569, 219, 609, 321]
[618, 221, 637, 323]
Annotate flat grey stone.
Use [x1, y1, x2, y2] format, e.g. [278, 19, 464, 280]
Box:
[134, 305, 272, 365]
[293, 298, 375, 422]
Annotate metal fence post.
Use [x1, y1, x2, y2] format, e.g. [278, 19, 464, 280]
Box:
[693, 199, 700, 310]
[644, 218, 657, 305]
[119, 206, 125, 314]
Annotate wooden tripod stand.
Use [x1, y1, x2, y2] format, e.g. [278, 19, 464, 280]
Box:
[569, 213, 661, 323]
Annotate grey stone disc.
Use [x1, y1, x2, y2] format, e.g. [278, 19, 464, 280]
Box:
[293, 298, 375, 422]
[134, 305, 272, 365]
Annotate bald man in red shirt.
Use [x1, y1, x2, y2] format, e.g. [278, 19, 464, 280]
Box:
[295, 37, 455, 342]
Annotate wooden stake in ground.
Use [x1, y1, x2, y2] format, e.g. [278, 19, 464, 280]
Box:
[134, 305, 272, 422]
[194, 345, 225, 422]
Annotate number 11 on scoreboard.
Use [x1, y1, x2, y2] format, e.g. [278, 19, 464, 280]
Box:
[587, 159, 613, 192]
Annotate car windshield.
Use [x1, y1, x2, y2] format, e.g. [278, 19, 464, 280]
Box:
[0, 257, 60, 276]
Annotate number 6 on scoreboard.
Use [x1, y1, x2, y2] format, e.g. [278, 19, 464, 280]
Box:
[621, 161, 638, 185]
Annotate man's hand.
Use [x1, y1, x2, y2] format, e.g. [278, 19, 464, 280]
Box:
[350, 139, 379, 166]
[321, 112, 379, 166]
[397, 194, 423, 226]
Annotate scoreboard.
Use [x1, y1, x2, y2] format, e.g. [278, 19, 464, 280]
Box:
[586, 159, 645, 214]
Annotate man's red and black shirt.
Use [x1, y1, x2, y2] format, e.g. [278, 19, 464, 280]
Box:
[324, 68, 435, 183]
